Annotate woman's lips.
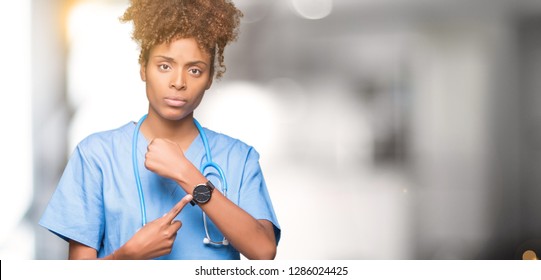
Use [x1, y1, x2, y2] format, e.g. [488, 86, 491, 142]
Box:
[164, 97, 187, 107]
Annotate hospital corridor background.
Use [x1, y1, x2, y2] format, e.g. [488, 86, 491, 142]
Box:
[1, 0, 541, 260]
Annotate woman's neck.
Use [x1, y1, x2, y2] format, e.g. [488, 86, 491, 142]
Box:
[139, 112, 199, 151]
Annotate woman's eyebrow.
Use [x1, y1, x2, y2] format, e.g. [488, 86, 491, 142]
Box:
[153, 55, 175, 62]
[187, 60, 209, 67]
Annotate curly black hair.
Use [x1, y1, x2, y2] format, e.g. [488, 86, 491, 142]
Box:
[120, 0, 242, 78]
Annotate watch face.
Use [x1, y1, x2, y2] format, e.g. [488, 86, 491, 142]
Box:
[193, 184, 212, 204]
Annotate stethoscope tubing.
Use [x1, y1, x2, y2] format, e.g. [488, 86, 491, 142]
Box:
[133, 114, 148, 226]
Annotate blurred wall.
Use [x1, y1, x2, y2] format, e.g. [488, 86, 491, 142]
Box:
[30, 0, 71, 259]
[0, 0, 34, 260]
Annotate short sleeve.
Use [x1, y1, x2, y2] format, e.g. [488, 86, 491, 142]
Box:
[238, 148, 281, 244]
[39, 144, 105, 250]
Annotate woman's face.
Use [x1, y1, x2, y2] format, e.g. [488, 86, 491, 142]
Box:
[141, 37, 213, 121]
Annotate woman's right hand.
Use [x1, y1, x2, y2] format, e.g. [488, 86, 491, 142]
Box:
[114, 194, 193, 260]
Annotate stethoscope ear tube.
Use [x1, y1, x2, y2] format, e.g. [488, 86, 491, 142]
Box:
[203, 212, 229, 246]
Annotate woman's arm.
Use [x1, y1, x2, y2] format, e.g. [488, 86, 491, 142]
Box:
[145, 138, 277, 260]
[191, 180, 277, 260]
[68, 240, 103, 260]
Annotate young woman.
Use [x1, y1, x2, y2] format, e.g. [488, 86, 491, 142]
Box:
[39, 0, 280, 260]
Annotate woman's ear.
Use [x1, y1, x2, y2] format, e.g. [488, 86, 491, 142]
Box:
[206, 76, 213, 90]
[140, 64, 146, 82]
[206, 58, 214, 90]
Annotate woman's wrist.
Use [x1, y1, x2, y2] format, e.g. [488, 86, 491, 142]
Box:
[175, 160, 207, 193]
[111, 244, 132, 260]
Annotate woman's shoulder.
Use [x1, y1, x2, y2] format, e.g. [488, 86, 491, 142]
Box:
[204, 127, 260, 159]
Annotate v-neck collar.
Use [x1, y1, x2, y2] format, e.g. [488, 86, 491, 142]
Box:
[131, 121, 203, 166]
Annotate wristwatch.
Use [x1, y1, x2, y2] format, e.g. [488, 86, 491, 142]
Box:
[190, 180, 215, 206]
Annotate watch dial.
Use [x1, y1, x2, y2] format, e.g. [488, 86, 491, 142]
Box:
[194, 185, 211, 203]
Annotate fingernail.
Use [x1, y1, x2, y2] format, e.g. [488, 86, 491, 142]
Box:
[186, 194, 193, 201]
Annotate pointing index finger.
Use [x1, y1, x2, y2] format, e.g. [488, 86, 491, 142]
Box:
[164, 194, 193, 224]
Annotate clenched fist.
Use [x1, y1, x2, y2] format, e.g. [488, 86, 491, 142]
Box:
[145, 138, 187, 181]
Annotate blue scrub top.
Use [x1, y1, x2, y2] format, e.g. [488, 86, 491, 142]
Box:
[39, 121, 281, 259]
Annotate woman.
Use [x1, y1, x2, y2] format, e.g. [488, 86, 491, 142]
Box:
[39, 0, 280, 260]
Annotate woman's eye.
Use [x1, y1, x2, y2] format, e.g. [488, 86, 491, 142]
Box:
[159, 64, 171, 71]
[189, 68, 202, 76]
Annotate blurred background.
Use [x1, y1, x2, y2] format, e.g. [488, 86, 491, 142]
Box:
[1, 0, 541, 260]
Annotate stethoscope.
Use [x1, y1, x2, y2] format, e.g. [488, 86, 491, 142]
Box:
[132, 114, 229, 246]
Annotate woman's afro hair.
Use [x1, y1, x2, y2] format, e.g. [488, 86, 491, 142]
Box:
[120, 0, 242, 79]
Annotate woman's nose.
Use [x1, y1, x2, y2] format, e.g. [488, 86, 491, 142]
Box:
[170, 71, 186, 90]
